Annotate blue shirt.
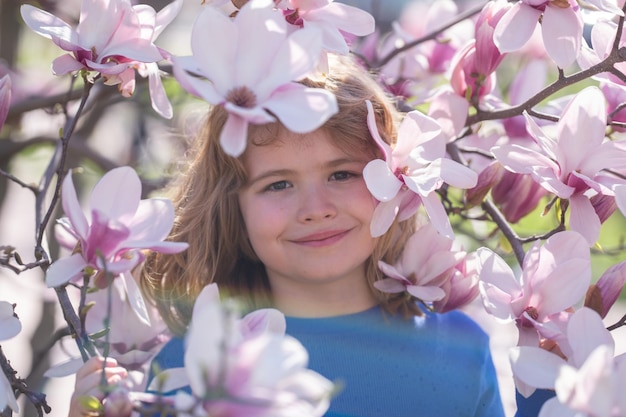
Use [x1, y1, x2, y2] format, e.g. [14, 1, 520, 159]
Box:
[148, 306, 548, 416]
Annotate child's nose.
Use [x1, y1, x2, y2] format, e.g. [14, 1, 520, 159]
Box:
[297, 184, 337, 222]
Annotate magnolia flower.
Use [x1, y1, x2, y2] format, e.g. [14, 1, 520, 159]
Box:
[363, 100, 477, 238]
[20, 0, 181, 118]
[172, 0, 338, 157]
[85, 281, 170, 371]
[433, 251, 480, 313]
[591, 261, 626, 318]
[491, 86, 626, 245]
[374, 223, 465, 303]
[47, 166, 188, 323]
[276, 0, 375, 55]
[477, 231, 591, 347]
[493, 0, 584, 69]
[152, 284, 333, 417]
[380, 0, 465, 86]
[510, 307, 620, 414]
[0, 301, 20, 413]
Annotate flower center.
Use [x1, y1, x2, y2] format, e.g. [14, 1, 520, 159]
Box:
[283, 9, 304, 27]
[550, 0, 570, 8]
[225, 86, 257, 109]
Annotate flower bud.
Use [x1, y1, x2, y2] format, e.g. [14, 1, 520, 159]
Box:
[466, 161, 504, 208]
[594, 261, 626, 318]
[492, 171, 546, 223]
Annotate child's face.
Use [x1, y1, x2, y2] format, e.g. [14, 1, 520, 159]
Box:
[238, 128, 377, 310]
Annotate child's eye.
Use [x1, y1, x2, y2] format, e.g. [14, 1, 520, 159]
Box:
[265, 180, 291, 191]
[330, 171, 357, 181]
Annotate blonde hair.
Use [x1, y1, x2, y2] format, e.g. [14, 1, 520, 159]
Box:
[141, 55, 420, 336]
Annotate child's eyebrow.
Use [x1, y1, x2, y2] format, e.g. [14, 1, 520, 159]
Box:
[247, 169, 294, 185]
[247, 158, 366, 185]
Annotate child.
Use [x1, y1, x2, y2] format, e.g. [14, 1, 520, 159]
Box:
[139, 55, 505, 416]
[69, 56, 543, 416]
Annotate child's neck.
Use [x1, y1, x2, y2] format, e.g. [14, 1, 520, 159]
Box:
[271, 283, 378, 318]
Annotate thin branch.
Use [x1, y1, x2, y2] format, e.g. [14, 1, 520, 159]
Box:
[468, 43, 626, 125]
[372, 1, 487, 69]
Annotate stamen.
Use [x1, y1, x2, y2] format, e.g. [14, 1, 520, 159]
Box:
[225, 86, 257, 109]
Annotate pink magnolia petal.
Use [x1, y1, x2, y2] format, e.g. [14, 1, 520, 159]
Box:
[476, 247, 518, 292]
[403, 164, 443, 196]
[373, 278, 407, 294]
[190, 5, 236, 94]
[101, 251, 143, 276]
[420, 192, 454, 239]
[541, 5, 582, 69]
[417, 251, 460, 285]
[193, 284, 221, 319]
[171, 55, 221, 103]
[115, 272, 151, 326]
[365, 100, 392, 159]
[439, 158, 477, 189]
[369, 199, 400, 237]
[90, 167, 141, 223]
[0, 302, 21, 341]
[615, 183, 626, 216]
[581, 141, 626, 176]
[395, 111, 443, 160]
[46, 253, 87, 287]
[523, 111, 558, 160]
[264, 84, 337, 133]
[20, 5, 77, 45]
[241, 308, 286, 337]
[127, 199, 174, 242]
[257, 27, 322, 98]
[52, 54, 86, 75]
[509, 346, 563, 389]
[407, 285, 446, 302]
[219, 113, 249, 157]
[491, 144, 573, 197]
[153, 0, 184, 38]
[493, 3, 540, 53]
[185, 302, 224, 394]
[363, 159, 402, 202]
[305, 20, 349, 54]
[569, 194, 601, 246]
[378, 261, 411, 283]
[61, 172, 89, 239]
[557, 87, 606, 173]
[0, 75, 11, 128]
[236, 1, 289, 89]
[146, 63, 173, 119]
[427, 90, 469, 139]
[567, 308, 614, 367]
[396, 191, 422, 222]
[305, 2, 374, 36]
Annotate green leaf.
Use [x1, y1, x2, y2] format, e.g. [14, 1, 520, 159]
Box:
[77, 395, 103, 412]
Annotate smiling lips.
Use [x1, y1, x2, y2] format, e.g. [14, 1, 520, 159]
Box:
[291, 229, 351, 247]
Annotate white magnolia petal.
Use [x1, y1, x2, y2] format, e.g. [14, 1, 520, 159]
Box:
[510, 346, 563, 389]
[363, 159, 402, 202]
[46, 253, 87, 287]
